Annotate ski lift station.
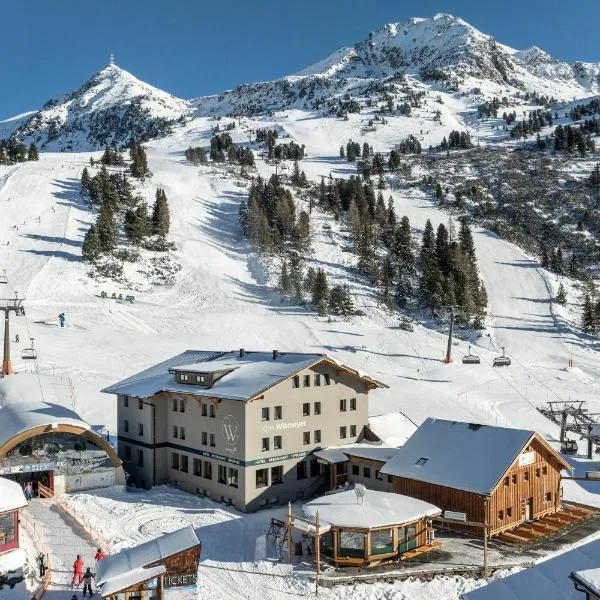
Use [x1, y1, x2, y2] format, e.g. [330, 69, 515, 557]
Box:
[0, 374, 125, 497]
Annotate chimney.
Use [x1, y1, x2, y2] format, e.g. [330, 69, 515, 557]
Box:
[272, 349, 279, 360]
[239, 348, 245, 358]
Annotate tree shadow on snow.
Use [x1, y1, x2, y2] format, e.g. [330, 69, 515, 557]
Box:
[21, 233, 82, 248]
[50, 178, 91, 211]
[21, 248, 80, 262]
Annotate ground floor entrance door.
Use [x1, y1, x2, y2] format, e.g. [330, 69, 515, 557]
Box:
[8, 470, 54, 497]
[524, 497, 533, 521]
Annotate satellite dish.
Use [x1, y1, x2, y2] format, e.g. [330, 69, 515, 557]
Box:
[354, 483, 366, 504]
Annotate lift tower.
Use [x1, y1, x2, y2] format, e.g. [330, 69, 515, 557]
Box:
[1, 296, 25, 376]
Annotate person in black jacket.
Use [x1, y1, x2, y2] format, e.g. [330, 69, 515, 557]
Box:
[82, 568, 94, 597]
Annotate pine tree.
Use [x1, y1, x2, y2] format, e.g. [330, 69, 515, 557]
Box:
[582, 294, 596, 334]
[81, 167, 92, 196]
[124, 202, 149, 245]
[27, 143, 39, 161]
[556, 283, 567, 306]
[435, 182, 443, 200]
[458, 218, 475, 259]
[311, 268, 329, 308]
[130, 141, 149, 179]
[96, 202, 117, 253]
[151, 189, 170, 236]
[540, 247, 549, 269]
[278, 261, 292, 296]
[378, 256, 395, 309]
[0, 146, 6, 165]
[304, 267, 316, 294]
[82, 224, 101, 262]
[339, 145, 345, 158]
[329, 285, 354, 316]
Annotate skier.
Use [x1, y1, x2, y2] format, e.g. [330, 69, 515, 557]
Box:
[82, 568, 95, 597]
[36, 552, 47, 577]
[15, 333, 19, 343]
[94, 548, 105, 561]
[59, 313, 65, 328]
[72, 555, 84, 587]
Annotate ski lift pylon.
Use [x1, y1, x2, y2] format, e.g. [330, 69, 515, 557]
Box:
[492, 346, 511, 367]
[21, 338, 37, 360]
[462, 345, 481, 364]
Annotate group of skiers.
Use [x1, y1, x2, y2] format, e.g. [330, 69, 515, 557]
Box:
[70, 549, 105, 597]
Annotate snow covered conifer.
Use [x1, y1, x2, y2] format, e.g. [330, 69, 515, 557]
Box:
[311, 268, 329, 308]
[278, 261, 292, 296]
[81, 167, 92, 196]
[27, 143, 39, 161]
[82, 224, 101, 262]
[582, 294, 596, 334]
[151, 188, 170, 236]
[96, 202, 117, 252]
[556, 283, 567, 306]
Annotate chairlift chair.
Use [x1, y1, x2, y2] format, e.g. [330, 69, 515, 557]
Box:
[22, 338, 37, 360]
[462, 345, 481, 365]
[561, 439, 578, 455]
[0, 270, 7, 284]
[492, 346, 511, 367]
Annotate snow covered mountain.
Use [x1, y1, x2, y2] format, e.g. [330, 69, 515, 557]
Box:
[8, 61, 192, 151]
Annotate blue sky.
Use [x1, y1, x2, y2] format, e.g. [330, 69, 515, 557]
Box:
[1, 0, 599, 120]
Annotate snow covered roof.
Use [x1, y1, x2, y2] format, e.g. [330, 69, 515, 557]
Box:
[462, 538, 600, 599]
[96, 526, 200, 594]
[102, 350, 387, 402]
[303, 489, 440, 529]
[314, 448, 350, 464]
[0, 477, 27, 513]
[369, 412, 418, 447]
[381, 418, 568, 496]
[572, 568, 600, 598]
[0, 375, 91, 451]
[314, 444, 398, 465]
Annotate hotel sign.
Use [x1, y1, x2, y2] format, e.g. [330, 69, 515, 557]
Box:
[262, 420, 307, 433]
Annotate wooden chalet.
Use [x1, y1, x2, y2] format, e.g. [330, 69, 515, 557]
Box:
[380, 418, 572, 538]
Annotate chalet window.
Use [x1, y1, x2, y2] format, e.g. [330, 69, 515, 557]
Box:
[209, 433, 215, 447]
[536, 468, 541, 478]
[545, 492, 552, 502]
[196, 375, 205, 384]
[202, 404, 208, 417]
[350, 425, 357, 437]
[498, 510, 504, 520]
[180, 373, 189, 382]
[171, 453, 180, 470]
[352, 465, 359, 476]
[193, 458, 202, 476]
[262, 438, 270, 452]
[314, 430, 321, 444]
[173, 425, 178, 439]
[340, 426, 347, 439]
[297, 461, 307, 480]
[124, 420, 129, 433]
[310, 459, 321, 477]
[262, 407, 270, 421]
[303, 403, 310, 416]
[303, 375, 310, 387]
[202, 432, 208, 446]
[376, 470, 383, 481]
[256, 468, 269, 488]
[180, 427, 186, 440]
[314, 402, 321, 415]
[363, 467, 371, 478]
[350, 398, 356, 411]
[271, 466, 283, 485]
[293, 376, 300, 389]
[303, 431, 311, 445]
[203, 461, 212, 479]
[511, 474, 517, 484]
[504, 476, 509, 487]
[340, 399, 347, 412]
[138, 399, 143, 410]
[387, 475, 393, 484]
[507, 507, 512, 518]
[180, 455, 189, 473]
[324, 374, 331, 385]
[125, 446, 132, 461]
[274, 436, 282, 450]
[172, 399, 178, 412]
[179, 399, 185, 413]
[274, 406, 282, 420]
[218, 465, 227, 484]
[415, 457, 428, 466]
[524, 471, 529, 481]
[314, 374, 321, 386]
[138, 423, 144, 436]
[136, 450, 143, 467]
[124, 397, 129, 408]
[339, 531, 365, 557]
[228, 468, 239, 488]
[210, 405, 216, 418]
[542, 465, 548, 475]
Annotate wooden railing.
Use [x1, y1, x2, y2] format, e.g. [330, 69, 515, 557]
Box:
[21, 509, 52, 599]
[37, 483, 54, 499]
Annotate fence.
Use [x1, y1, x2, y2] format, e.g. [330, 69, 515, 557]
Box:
[20, 509, 52, 599]
[56, 498, 114, 554]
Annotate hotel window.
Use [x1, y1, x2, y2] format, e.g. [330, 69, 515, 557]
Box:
[180, 427, 186, 440]
[303, 431, 311, 445]
[274, 406, 282, 420]
[203, 461, 212, 479]
[545, 492, 552, 502]
[352, 464, 359, 476]
[202, 404, 208, 417]
[340, 426, 347, 439]
[293, 376, 300, 389]
[297, 461, 307, 480]
[171, 453, 180, 470]
[262, 407, 270, 421]
[350, 398, 356, 411]
[376, 470, 383, 481]
[136, 450, 143, 467]
[180, 455, 189, 473]
[125, 446, 132, 461]
[209, 433, 215, 447]
[180, 373, 189, 382]
[256, 468, 269, 488]
[124, 396, 129, 408]
[124, 420, 129, 433]
[193, 459, 202, 476]
[340, 399, 347, 412]
[138, 399, 144, 410]
[138, 423, 144, 436]
[173, 425, 178, 438]
[228, 468, 239, 488]
[271, 466, 283, 485]
[314, 374, 321, 386]
[350, 425, 357, 437]
[262, 438, 270, 452]
[218, 465, 227, 484]
[387, 475, 393, 484]
[498, 510, 504, 520]
[504, 476, 509, 487]
[324, 374, 331, 385]
[202, 432, 208, 446]
[210, 405, 216, 418]
[363, 467, 371, 478]
[303, 403, 310, 416]
[179, 399, 185, 413]
[313, 430, 321, 444]
[196, 375, 205, 384]
[172, 399, 178, 412]
[314, 402, 321, 415]
[303, 375, 310, 387]
[274, 436, 282, 450]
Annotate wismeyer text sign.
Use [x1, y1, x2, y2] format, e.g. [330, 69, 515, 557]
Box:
[444, 510, 467, 522]
[164, 573, 198, 588]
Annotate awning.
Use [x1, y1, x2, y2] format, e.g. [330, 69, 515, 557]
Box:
[313, 448, 349, 464]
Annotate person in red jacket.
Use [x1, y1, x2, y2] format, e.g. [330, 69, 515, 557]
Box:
[94, 549, 105, 561]
[72, 555, 84, 586]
